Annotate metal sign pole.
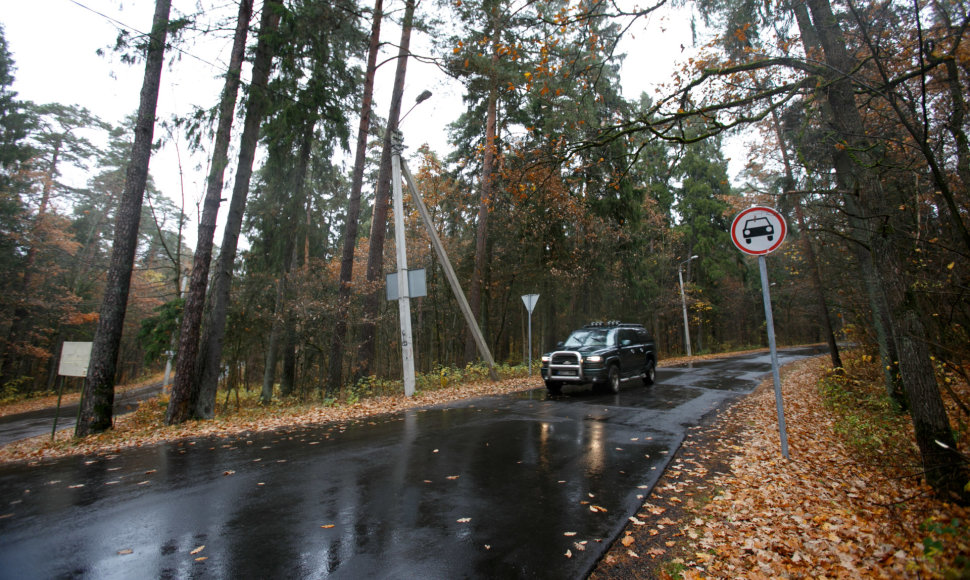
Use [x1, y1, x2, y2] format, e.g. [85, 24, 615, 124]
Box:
[759, 255, 790, 459]
[521, 294, 539, 375]
[391, 133, 416, 396]
[528, 310, 533, 375]
[731, 206, 789, 459]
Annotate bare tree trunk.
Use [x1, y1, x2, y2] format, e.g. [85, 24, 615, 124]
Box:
[803, 0, 968, 501]
[766, 103, 841, 369]
[261, 276, 286, 402]
[465, 12, 500, 363]
[280, 313, 297, 396]
[357, 0, 416, 381]
[170, 0, 282, 424]
[328, 0, 384, 395]
[264, 120, 314, 402]
[168, 0, 253, 420]
[76, 0, 171, 436]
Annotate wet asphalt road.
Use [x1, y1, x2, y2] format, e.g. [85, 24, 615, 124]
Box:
[0, 347, 823, 579]
[0, 383, 164, 446]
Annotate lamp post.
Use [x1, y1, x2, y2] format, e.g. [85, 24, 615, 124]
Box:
[678, 255, 698, 357]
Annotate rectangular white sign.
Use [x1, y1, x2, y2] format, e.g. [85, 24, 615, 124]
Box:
[58, 342, 93, 377]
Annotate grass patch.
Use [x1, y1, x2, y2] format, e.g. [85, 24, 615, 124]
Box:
[817, 351, 918, 465]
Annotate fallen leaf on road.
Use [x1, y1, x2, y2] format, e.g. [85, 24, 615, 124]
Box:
[190, 545, 205, 555]
[457, 517, 471, 523]
[621, 535, 635, 547]
[321, 524, 335, 529]
[117, 549, 133, 555]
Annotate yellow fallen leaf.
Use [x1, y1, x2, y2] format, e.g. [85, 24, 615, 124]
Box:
[564, 531, 577, 537]
[190, 545, 205, 555]
[117, 549, 133, 555]
[621, 535, 635, 547]
[457, 517, 471, 523]
[195, 556, 208, 562]
[321, 524, 335, 529]
[565, 549, 572, 558]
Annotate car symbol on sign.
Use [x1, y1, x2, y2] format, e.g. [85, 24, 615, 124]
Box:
[742, 217, 774, 244]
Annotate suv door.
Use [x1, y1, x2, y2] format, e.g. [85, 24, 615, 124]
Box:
[617, 328, 645, 376]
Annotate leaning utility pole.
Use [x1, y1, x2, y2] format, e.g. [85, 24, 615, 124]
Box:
[392, 131, 499, 383]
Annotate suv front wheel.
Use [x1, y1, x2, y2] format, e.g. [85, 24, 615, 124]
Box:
[607, 365, 620, 394]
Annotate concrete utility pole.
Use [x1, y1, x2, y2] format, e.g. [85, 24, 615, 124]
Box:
[678, 255, 698, 357]
[390, 133, 416, 396]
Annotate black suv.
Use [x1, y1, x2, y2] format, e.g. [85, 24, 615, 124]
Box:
[540, 321, 657, 395]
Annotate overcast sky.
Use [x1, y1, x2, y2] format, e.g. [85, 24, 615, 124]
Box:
[1, 0, 712, 245]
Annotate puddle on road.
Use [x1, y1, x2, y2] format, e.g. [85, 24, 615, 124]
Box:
[689, 378, 757, 392]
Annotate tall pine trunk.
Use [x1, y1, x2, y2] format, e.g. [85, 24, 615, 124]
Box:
[328, 0, 384, 395]
[169, 0, 252, 420]
[76, 0, 171, 436]
[357, 0, 416, 379]
[167, 0, 282, 423]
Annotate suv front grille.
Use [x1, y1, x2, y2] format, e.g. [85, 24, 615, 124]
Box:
[551, 353, 580, 365]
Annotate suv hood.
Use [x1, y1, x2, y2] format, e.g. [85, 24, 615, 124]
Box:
[547, 345, 610, 357]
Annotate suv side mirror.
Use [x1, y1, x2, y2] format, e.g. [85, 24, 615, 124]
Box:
[556, 341, 564, 348]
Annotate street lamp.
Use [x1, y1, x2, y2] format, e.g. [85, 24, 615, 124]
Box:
[678, 255, 698, 357]
[399, 90, 432, 124]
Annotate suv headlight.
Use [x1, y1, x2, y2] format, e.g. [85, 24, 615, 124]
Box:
[584, 355, 603, 363]
[541, 355, 550, 363]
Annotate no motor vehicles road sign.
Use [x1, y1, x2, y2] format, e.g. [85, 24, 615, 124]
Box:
[731, 206, 787, 255]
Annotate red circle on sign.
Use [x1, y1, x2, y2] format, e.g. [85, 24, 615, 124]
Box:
[731, 207, 786, 255]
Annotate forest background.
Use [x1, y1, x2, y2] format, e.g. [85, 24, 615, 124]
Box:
[0, 0, 967, 499]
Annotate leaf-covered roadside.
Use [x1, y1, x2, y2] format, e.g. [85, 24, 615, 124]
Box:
[0, 376, 539, 465]
[593, 355, 970, 579]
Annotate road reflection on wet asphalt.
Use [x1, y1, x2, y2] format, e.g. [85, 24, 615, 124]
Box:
[0, 346, 823, 579]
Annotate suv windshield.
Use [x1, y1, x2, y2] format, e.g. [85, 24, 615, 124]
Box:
[563, 328, 615, 348]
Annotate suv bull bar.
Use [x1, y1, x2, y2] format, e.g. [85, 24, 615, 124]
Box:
[547, 351, 586, 382]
